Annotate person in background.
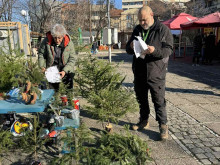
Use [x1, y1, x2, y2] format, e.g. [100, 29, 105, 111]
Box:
[32, 47, 38, 57]
[38, 24, 76, 91]
[118, 41, 121, 49]
[206, 32, 216, 65]
[217, 40, 220, 59]
[192, 32, 202, 66]
[126, 5, 173, 140]
[92, 41, 97, 55]
[201, 33, 207, 65]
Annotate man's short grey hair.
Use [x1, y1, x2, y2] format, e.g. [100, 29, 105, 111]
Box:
[51, 24, 67, 37]
[138, 5, 153, 15]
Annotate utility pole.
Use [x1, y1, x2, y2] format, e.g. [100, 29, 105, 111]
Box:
[89, 0, 92, 43]
[107, 0, 111, 63]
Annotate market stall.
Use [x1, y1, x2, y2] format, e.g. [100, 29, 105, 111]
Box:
[162, 13, 198, 58]
[181, 12, 220, 43]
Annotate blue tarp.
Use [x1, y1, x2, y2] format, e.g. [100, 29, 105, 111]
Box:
[0, 89, 54, 114]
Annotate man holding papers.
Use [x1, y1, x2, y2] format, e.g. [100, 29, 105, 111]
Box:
[126, 5, 173, 140]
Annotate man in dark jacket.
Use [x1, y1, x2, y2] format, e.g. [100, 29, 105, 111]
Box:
[126, 6, 173, 140]
[38, 24, 77, 91]
[206, 32, 216, 65]
[192, 32, 202, 66]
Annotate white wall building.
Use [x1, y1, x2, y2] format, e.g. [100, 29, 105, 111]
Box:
[122, 0, 191, 10]
[163, 0, 190, 2]
[122, 0, 147, 10]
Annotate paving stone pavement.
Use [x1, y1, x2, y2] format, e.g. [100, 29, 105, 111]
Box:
[94, 50, 220, 165]
[166, 102, 220, 165]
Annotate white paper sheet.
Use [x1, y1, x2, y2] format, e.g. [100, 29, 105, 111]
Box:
[133, 36, 148, 59]
[45, 66, 61, 83]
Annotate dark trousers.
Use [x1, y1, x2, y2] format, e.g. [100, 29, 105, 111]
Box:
[134, 79, 167, 125]
[49, 73, 74, 92]
[193, 51, 201, 64]
[192, 56, 200, 64]
[207, 47, 215, 64]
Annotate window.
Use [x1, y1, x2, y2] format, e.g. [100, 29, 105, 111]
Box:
[206, 0, 213, 7]
[127, 22, 132, 28]
[114, 23, 119, 28]
[126, 15, 132, 20]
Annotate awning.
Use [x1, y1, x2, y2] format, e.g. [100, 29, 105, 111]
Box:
[162, 13, 197, 30]
[180, 12, 220, 30]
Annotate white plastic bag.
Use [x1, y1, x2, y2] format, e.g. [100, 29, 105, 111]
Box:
[45, 66, 61, 83]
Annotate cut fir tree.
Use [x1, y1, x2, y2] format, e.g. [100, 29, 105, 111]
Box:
[75, 54, 138, 132]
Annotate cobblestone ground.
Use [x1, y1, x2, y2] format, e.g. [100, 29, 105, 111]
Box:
[96, 51, 220, 165]
[167, 102, 220, 165]
[165, 61, 220, 165]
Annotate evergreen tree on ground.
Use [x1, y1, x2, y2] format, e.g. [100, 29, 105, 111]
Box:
[0, 130, 15, 164]
[84, 127, 152, 164]
[0, 46, 45, 97]
[0, 47, 25, 93]
[18, 114, 49, 162]
[74, 55, 125, 98]
[75, 54, 138, 126]
[86, 87, 138, 125]
[50, 124, 94, 165]
[51, 125, 152, 165]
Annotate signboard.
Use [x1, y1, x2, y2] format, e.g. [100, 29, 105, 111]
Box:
[204, 28, 213, 34]
[112, 28, 118, 44]
[103, 28, 118, 45]
[103, 28, 111, 45]
[217, 27, 220, 43]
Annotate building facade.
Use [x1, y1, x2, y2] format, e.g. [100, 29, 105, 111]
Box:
[110, 9, 124, 30]
[110, 8, 139, 48]
[164, 0, 190, 2]
[90, 4, 107, 30]
[122, 0, 147, 10]
[122, 0, 190, 10]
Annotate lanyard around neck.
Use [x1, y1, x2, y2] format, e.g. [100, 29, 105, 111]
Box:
[142, 29, 150, 42]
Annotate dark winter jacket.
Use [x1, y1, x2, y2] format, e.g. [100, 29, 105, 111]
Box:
[206, 34, 216, 49]
[92, 42, 97, 50]
[126, 19, 173, 85]
[38, 32, 76, 74]
[193, 34, 202, 53]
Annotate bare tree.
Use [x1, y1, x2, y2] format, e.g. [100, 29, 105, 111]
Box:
[16, 0, 70, 34]
[148, 0, 175, 20]
[54, 0, 115, 41]
[60, 0, 90, 44]
[29, 0, 63, 33]
[185, 0, 209, 17]
[92, 4, 107, 40]
[125, 12, 138, 31]
[61, 0, 90, 32]
[91, 0, 115, 40]
[12, 0, 115, 43]
[0, 0, 17, 21]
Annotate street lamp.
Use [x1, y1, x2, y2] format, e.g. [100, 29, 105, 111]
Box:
[21, 9, 31, 56]
[21, 10, 30, 30]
